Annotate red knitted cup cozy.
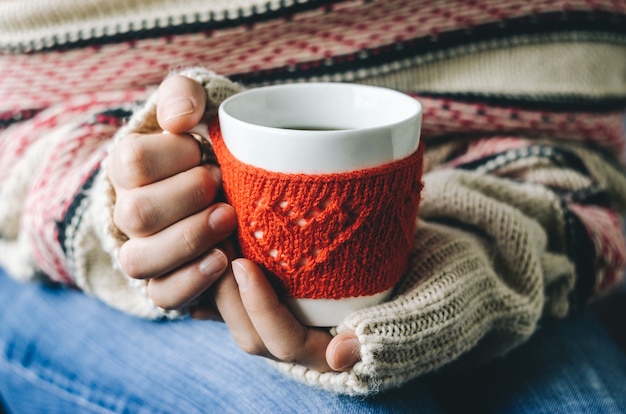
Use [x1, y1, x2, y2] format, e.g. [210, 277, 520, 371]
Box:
[209, 120, 424, 300]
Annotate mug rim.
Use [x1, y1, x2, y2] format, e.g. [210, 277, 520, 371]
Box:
[219, 82, 422, 135]
[217, 82, 422, 174]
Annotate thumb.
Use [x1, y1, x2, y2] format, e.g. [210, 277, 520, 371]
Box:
[326, 331, 361, 371]
[157, 74, 207, 134]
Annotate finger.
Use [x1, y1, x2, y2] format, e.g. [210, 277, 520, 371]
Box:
[114, 164, 222, 238]
[147, 248, 228, 310]
[108, 132, 203, 190]
[118, 203, 237, 279]
[190, 240, 238, 320]
[326, 331, 361, 371]
[232, 259, 333, 371]
[157, 75, 207, 134]
[213, 269, 269, 355]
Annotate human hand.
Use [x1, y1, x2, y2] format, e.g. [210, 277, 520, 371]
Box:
[213, 258, 361, 372]
[107, 75, 237, 312]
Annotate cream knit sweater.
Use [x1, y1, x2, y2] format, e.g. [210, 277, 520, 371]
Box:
[1, 0, 626, 396]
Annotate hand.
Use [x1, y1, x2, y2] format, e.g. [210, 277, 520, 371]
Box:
[214, 258, 361, 372]
[107, 75, 237, 312]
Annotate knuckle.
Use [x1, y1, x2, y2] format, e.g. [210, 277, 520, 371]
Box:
[268, 345, 300, 364]
[179, 227, 203, 257]
[116, 139, 155, 185]
[147, 280, 180, 310]
[114, 193, 158, 236]
[118, 242, 147, 279]
[234, 336, 267, 357]
[188, 167, 218, 205]
[266, 320, 308, 363]
[152, 298, 177, 311]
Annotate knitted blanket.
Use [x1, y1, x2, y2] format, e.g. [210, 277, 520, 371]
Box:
[1, 0, 626, 396]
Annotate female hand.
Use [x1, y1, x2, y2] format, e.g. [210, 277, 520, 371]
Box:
[214, 258, 361, 372]
[107, 75, 237, 312]
[108, 73, 359, 371]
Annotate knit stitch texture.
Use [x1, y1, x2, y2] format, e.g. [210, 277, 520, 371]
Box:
[1, 0, 626, 398]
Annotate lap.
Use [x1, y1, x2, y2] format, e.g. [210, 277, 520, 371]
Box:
[1, 268, 625, 414]
[0, 269, 439, 414]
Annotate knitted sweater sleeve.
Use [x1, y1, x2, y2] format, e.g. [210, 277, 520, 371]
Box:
[0, 68, 242, 318]
[0, 90, 145, 290]
[273, 140, 626, 395]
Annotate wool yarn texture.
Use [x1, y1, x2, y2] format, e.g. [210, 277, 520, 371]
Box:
[1, 0, 626, 397]
[209, 120, 424, 300]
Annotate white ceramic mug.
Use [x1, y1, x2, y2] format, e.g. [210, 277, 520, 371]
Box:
[216, 83, 422, 326]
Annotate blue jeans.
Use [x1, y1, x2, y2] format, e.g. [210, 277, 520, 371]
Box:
[1, 268, 625, 414]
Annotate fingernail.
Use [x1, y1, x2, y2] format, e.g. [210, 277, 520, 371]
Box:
[198, 249, 228, 278]
[209, 204, 236, 234]
[332, 337, 360, 371]
[164, 96, 194, 120]
[232, 261, 249, 291]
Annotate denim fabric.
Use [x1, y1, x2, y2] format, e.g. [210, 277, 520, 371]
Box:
[1, 268, 625, 414]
